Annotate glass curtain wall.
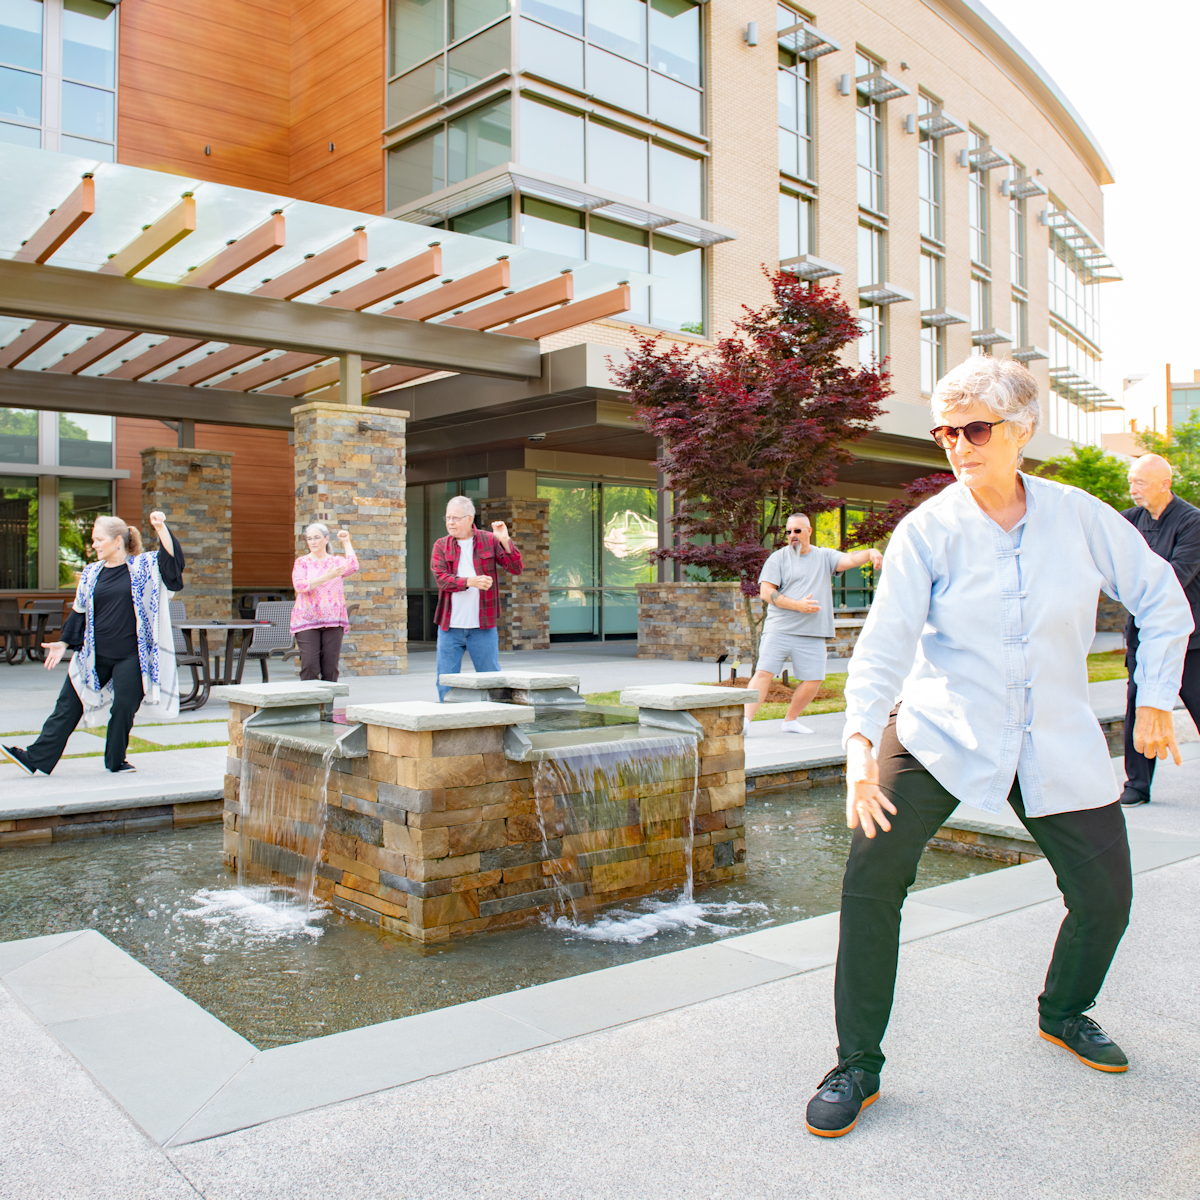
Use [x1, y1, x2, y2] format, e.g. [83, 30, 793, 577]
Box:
[916, 96, 941, 241]
[919, 250, 943, 394]
[967, 130, 988, 266]
[0, 475, 38, 589]
[538, 477, 656, 640]
[0, 0, 118, 158]
[810, 505, 877, 607]
[404, 477, 488, 641]
[58, 476, 109, 586]
[519, 0, 703, 135]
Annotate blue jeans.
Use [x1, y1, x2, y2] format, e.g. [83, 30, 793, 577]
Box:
[435, 626, 500, 701]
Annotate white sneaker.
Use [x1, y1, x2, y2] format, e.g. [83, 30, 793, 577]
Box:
[743, 718, 752, 737]
[780, 720, 814, 735]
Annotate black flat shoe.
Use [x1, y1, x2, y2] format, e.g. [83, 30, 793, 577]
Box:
[109, 760, 137, 773]
[1039, 1012, 1129, 1072]
[2, 745, 37, 775]
[805, 1064, 881, 1137]
[1119, 789, 1150, 807]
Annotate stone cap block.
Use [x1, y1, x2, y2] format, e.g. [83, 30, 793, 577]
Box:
[438, 671, 580, 690]
[620, 684, 754, 710]
[344, 701, 536, 731]
[213, 681, 350, 707]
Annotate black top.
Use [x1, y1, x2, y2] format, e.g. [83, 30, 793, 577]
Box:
[1122, 496, 1200, 650]
[62, 533, 186, 656]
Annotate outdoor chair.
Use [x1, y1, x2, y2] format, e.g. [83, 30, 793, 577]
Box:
[170, 600, 211, 709]
[21, 598, 69, 662]
[0, 597, 41, 664]
[247, 601, 296, 682]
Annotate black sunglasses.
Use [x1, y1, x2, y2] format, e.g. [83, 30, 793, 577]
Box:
[929, 419, 1006, 450]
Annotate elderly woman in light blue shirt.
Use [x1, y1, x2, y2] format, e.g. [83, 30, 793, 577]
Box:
[804, 357, 1191, 1140]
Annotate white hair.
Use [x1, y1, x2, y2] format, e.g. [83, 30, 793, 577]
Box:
[446, 495, 476, 517]
[304, 522, 331, 542]
[931, 357, 1041, 439]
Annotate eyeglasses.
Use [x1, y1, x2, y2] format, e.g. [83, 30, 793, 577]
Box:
[929, 420, 1006, 450]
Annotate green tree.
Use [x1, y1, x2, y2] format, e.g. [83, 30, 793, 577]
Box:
[1035, 443, 1131, 510]
[1137, 410, 1200, 507]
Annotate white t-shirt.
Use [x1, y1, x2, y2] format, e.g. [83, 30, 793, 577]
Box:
[449, 537, 481, 628]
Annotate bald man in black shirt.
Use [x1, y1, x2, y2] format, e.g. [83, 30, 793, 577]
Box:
[1120, 454, 1200, 805]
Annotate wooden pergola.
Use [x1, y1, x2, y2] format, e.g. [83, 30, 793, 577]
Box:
[0, 165, 632, 438]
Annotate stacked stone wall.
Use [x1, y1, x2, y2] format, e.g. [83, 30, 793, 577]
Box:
[479, 496, 550, 652]
[223, 701, 747, 943]
[140, 447, 233, 620]
[637, 582, 753, 662]
[292, 402, 407, 675]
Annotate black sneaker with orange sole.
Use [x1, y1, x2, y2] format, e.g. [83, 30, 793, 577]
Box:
[805, 1064, 881, 1137]
[2, 745, 37, 775]
[1039, 1012, 1129, 1072]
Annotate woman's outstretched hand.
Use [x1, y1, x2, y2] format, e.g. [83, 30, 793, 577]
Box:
[41, 641, 67, 670]
[845, 733, 897, 838]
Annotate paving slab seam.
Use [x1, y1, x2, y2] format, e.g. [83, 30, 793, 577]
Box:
[6, 841, 1199, 1152]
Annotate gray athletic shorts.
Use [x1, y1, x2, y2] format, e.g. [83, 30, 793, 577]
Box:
[754, 630, 828, 680]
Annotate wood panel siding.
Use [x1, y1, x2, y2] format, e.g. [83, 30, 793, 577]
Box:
[116, 0, 383, 208]
[115, 418, 296, 592]
[289, 0, 385, 212]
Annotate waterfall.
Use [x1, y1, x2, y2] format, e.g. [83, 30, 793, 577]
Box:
[531, 734, 700, 921]
[238, 731, 336, 911]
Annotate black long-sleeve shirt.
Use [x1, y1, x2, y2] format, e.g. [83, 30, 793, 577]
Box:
[62, 533, 186, 657]
[1123, 496, 1200, 650]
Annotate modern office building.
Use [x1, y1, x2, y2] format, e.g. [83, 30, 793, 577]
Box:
[1, 0, 1121, 643]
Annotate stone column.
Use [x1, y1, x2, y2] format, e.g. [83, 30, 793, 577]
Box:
[292, 402, 407, 675]
[479, 496, 550, 652]
[141, 446, 233, 620]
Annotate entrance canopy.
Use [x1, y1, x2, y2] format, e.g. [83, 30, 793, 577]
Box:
[0, 145, 636, 430]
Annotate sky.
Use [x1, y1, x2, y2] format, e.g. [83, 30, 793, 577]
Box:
[985, 0, 1200, 415]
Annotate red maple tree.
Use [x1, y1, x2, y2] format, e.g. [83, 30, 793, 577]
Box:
[844, 472, 956, 547]
[612, 272, 890, 656]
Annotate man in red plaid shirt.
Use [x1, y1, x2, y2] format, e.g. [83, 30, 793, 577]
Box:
[431, 494, 524, 700]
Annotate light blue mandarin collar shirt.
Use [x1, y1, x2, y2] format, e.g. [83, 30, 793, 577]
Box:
[843, 473, 1193, 817]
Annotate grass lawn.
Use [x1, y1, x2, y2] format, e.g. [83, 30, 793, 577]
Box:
[1, 721, 228, 759]
[585, 651, 1127, 722]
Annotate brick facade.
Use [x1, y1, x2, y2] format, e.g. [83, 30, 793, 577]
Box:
[292, 402, 407, 675]
[140, 447, 233, 621]
[479, 496, 550, 652]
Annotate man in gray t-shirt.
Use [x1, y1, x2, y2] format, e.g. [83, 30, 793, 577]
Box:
[744, 514, 882, 736]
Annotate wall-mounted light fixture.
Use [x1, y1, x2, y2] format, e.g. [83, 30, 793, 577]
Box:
[204, 145, 211, 155]
[903, 113, 917, 134]
[838, 73, 853, 96]
[743, 22, 758, 45]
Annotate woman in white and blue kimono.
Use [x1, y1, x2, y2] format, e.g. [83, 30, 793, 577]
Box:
[2, 511, 185, 776]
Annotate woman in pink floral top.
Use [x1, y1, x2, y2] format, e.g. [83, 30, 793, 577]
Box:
[291, 523, 359, 681]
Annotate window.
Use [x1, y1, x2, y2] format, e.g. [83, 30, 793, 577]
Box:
[58, 412, 112, 470]
[1010, 294, 1028, 350]
[0, 0, 117, 158]
[919, 251, 943, 393]
[537, 476, 656, 640]
[779, 189, 811, 261]
[0, 474, 38, 589]
[970, 274, 991, 355]
[1008, 162, 1026, 289]
[449, 196, 511, 241]
[387, 2, 510, 125]
[58, 476, 110, 587]
[0, 406, 38, 465]
[1047, 210, 1101, 346]
[777, 6, 811, 180]
[518, 0, 703, 135]
[858, 221, 884, 362]
[386, 97, 511, 208]
[518, 96, 703, 216]
[520, 197, 702, 333]
[917, 95, 941, 241]
[968, 129, 988, 266]
[855, 53, 884, 213]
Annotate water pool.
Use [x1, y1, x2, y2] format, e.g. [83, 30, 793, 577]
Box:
[0, 785, 1003, 1048]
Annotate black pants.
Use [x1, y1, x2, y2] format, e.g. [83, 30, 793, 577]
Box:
[295, 626, 344, 681]
[1123, 638, 1200, 802]
[25, 655, 144, 773]
[834, 716, 1132, 1075]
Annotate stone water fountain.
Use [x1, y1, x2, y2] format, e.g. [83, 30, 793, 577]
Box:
[218, 676, 748, 943]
